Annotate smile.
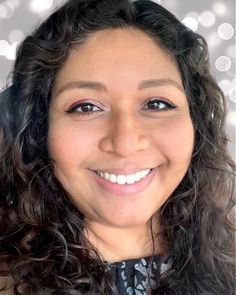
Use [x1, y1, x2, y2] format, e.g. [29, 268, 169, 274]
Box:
[95, 169, 152, 185]
[92, 167, 157, 196]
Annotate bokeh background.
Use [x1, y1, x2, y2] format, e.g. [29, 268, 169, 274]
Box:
[0, 0, 235, 160]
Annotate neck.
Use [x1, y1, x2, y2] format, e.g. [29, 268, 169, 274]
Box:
[84, 217, 165, 263]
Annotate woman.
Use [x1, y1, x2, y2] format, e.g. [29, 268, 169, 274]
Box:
[0, 0, 235, 294]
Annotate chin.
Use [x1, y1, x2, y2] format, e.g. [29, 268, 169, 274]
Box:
[106, 214, 152, 228]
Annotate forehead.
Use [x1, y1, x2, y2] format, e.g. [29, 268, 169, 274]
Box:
[54, 28, 181, 92]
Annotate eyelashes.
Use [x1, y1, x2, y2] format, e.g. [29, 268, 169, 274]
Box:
[65, 98, 177, 117]
[66, 102, 102, 114]
[143, 99, 176, 111]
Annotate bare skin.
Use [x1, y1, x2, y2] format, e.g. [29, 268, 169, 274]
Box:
[84, 214, 167, 262]
[0, 276, 14, 295]
[48, 28, 194, 262]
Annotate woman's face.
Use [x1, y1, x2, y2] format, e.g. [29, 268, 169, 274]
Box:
[48, 28, 194, 228]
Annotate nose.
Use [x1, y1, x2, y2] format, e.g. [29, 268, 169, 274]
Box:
[99, 111, 150, 157]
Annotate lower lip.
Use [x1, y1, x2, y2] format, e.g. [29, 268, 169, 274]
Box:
[91, 168, 157, 196]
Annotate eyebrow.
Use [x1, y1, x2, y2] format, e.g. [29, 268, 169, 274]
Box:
[54, 78, 184, 97]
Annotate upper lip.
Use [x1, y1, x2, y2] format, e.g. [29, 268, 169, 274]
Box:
[90, 167, 156, 175]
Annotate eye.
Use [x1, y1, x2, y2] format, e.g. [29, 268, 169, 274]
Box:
[143, 98, 176, 112]
[66, 102, 103, 116]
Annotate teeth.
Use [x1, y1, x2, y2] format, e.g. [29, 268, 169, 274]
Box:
[117, 175, 126, 185]
[97, 169, 151, 185]
[135, 171, 141, 182]
[110, 174, 117, 183]
[104, 172, 110, 181]
[126, 174, 136, 184]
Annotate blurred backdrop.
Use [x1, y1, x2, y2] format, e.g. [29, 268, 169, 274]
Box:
[0, 0, 235, 160]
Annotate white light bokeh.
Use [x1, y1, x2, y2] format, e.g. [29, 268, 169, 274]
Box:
[7, 0, 20, 7]
[4, 42, 18, 60]
[185, 11, 199, 19]
[199, 10, 216, 28]
[227, 59, 236, 78]
[229, 87, 236, 103]
[8, 30, 25, 44]
[218, 23, 234, 40]
[226, 111, 236, 126]
[0, 1, 15, 19]
[212, 2, 227, 16]
[232, 78, 236, 89]
[215, 56, 232, 72]
[182, 16, 199, 32]
[0, 40, 9, 55]
[226, 45, 236, 59]
[0, 0, 234, 162]
[219, 79, 232, 96]
[207, 32, 221, 48]
[30, 0, 54, 13]
[0, 3, 8, 18]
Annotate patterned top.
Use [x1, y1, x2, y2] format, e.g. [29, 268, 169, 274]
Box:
[106, 255, 171, 295]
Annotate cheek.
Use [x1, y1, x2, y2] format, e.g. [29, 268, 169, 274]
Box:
[47, 111, 194, 170]
[152, 116, 194, 164]
[47, 121, 100, 167]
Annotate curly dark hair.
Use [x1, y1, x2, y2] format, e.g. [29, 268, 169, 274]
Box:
[0, 0, 235, 294]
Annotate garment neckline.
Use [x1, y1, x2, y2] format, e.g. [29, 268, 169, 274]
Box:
[105, 253, 162, 267]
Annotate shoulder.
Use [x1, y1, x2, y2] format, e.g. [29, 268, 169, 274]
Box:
[0, 276, 14, 295]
